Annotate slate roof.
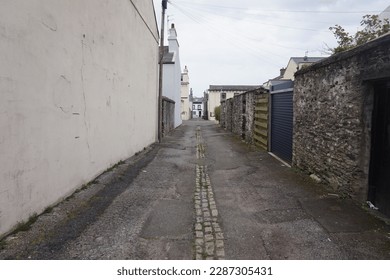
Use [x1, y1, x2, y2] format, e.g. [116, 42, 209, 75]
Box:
[192, 97, 203, 103]
[208, 85, 261, 92]
[162, 46, 174, 64]
[290, 57, 324, 64]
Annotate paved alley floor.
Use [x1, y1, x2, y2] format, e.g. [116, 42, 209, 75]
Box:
[1, 120, 390, 259]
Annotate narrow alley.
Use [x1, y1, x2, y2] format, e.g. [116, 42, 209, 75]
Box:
[1, 120, 389, 260]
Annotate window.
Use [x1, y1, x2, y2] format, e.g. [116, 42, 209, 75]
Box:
[197, 105, 201, 109]
[221, 93, 226, 100]
[193, 105, 195, 109]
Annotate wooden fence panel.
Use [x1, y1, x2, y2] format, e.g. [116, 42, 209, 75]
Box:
[254, 94, 269, 150]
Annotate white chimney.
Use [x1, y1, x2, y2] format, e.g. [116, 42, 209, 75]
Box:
[168, 23, 179, 55]
[168, 23, 178, 41]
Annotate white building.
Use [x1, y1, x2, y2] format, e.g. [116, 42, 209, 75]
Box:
[282, 57, 324, 80]
[162, 23, 182, 128]
[180, 66, 191, 120]
[192, 97, 204, 119]
[207, 85, 260, 121]
[263, 56, 324, 89]
[0, 0, 159, 238]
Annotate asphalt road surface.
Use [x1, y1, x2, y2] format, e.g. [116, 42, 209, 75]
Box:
[1, 120, 389, 260]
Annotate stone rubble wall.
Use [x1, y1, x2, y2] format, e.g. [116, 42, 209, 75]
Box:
[293, 34, 390, 200]
[220, 88, 266, 144]
[225, 99, 234, 133]
[220, 100, 226, 129]
[244, 91, 258, 144]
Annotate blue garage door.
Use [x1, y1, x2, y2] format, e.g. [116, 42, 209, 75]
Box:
[271, 88, 293, 164]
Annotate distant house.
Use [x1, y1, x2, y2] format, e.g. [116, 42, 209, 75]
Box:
[162, 23, 182, 128]
[207, 85, 260, 121]
[180, 66, 191, 120]
[263, 56, 324, 89]
[192, 97, 204, 119]
[284, 57, 324, 80]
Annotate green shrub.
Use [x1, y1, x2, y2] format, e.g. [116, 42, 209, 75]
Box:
[214, 106, 221, 122]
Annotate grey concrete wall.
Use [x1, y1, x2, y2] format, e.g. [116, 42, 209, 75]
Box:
[293, 34, 390, 200]
[0, 0, 159, 237]
[162, 97, 175, 137]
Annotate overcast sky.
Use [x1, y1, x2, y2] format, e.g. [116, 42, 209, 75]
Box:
[152, 0, 390, 97]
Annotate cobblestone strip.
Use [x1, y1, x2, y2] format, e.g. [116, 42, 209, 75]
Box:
[194, 127, 225, 260]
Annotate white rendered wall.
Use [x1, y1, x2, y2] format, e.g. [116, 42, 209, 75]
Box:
[283, 59, 298, 80]
[0, 0, 159, 237]
[180, 69, 190, 121]
[173, 62, 183, 127]
[162, 27, 182, 128]
[181, 97, 190, 121]
[162, 62, 182, 126]
[192, 102, 204, 118]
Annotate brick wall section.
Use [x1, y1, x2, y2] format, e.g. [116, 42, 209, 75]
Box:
[293, 34, 390, 200]
[220, 88, 268, 145]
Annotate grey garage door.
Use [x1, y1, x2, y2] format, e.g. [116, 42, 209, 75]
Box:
[270, 83, 293, 164]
